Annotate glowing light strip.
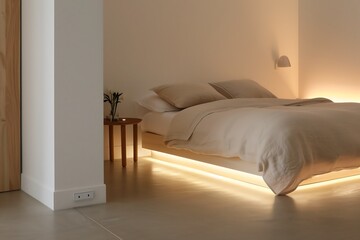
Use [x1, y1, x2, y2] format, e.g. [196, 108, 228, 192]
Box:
[147, 151, 272, 194]
[146, 159, 274, 202]
[145, 157, 273, 195]
[151, 151, 266, 186]
[298, 174, 360, 191]
[149, 150, 360, 194]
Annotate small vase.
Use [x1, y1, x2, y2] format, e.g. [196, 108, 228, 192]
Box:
[109, 113, 120, 122]
[110, 104, 119, 121]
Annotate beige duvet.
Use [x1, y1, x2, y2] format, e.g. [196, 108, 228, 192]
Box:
[164, 98, 360, 195]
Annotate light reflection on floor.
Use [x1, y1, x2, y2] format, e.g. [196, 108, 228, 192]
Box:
[3, 157, 360, 240]
[149, 151, 360, 197]
[94, 157, 360, 239]
[146, 156, 274, 202]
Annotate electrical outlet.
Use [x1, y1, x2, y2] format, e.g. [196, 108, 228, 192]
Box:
[74, 191, 95, 201]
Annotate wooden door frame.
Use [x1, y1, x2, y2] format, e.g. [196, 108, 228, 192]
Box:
[0, 0, 21, 192]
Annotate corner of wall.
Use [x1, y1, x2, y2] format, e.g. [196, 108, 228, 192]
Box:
[21, 173, 55, 210]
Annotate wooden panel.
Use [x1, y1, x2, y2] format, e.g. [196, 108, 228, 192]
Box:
[0, 0, 20, 192]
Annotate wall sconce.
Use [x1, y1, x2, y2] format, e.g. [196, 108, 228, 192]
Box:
[276, 55, 291, 68]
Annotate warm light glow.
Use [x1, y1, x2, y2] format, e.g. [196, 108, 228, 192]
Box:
[331, 97, 360, 103]
[144, 157, 274, 201]
[305, 94, 360, 103]
[151, 151, 266, 188]
[298, 174, 360, 191]
[148, 151, 360, 195]
[146, 161, 274, 202]
[147, 157, 267, 190]
[302, 87, 360, 103]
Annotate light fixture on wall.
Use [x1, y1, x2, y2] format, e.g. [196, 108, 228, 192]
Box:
[276, 55, 291, 68]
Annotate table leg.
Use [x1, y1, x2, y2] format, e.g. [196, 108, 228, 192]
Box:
[133, 124, 138, 162]
[121, 124, 126, 167]
[109, 125, 114, 162]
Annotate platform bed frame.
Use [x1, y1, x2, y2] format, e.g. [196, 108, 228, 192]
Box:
[142, 132, 360, 190]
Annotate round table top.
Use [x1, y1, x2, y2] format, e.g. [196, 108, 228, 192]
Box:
[104, 118, 142, 125]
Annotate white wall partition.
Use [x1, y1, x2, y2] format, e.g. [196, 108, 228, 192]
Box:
[22, 0, 105, 210]
[53, 0, 105, 210]
[21, 0, 56, 209]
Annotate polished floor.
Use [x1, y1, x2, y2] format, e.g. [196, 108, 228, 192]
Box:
[2, 157, 360, 240]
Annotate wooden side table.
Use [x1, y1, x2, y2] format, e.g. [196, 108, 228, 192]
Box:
[104, 118, 142, 167]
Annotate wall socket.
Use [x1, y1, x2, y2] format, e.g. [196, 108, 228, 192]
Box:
[74, 191, 95, 201]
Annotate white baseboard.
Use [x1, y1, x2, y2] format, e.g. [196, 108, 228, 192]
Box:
[22, 174, 107, 210]
[53, 184, 106, 210]
[21, 173, 54, 209]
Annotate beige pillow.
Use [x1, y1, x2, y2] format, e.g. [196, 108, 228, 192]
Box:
[209, 79, 277, 98]
[153, 83, 226, 108]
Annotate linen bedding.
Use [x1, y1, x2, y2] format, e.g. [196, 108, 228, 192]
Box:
[164, 98, 360, 195]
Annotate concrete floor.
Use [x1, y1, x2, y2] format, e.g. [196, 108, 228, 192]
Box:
[1, 157, 360, 240]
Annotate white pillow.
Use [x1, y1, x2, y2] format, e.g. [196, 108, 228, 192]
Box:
[209, 79, 277, 99]
[153, 82, 226, 108]
[137, 92, 179, 112]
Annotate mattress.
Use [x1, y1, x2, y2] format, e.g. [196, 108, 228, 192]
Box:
[141, 111, 178, 136]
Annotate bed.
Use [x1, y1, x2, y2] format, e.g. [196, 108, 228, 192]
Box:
[139, 80, 360, 195]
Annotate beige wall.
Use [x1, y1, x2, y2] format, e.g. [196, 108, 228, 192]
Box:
[104, 0, 299, 118]
[299, 0, 360, 102]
